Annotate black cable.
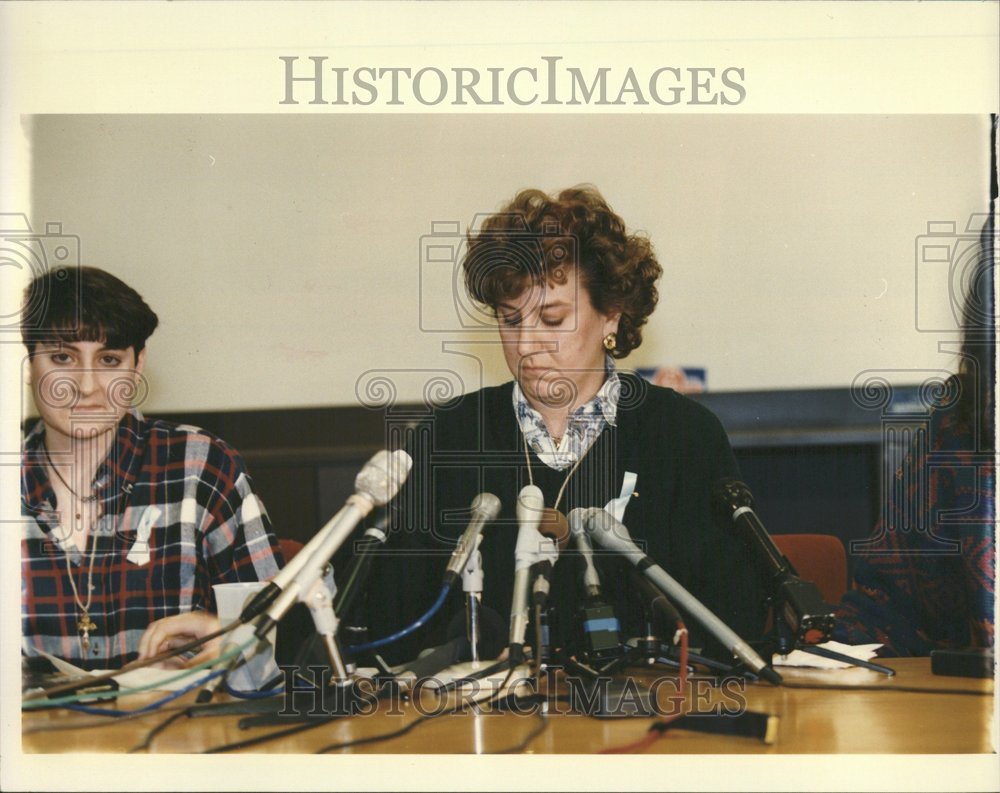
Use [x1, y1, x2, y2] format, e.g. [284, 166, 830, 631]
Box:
[431, 657, 511, 695]
[314, 663, 525, 754]
[314, 704, 467, 754]
[492, 664, 519, 700]
[202, 714, 336, 754]
[493, 710, 549, 754]
[22, 703, 192, 735]
[128, 709, 189, 753]
[201, 677, 402, 753]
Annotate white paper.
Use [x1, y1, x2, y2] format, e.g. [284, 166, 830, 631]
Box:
[39, 651, 198, 692]
[774, 641, 884, 670]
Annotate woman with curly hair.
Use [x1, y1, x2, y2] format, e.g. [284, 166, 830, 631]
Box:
[368, 186, 767, 664]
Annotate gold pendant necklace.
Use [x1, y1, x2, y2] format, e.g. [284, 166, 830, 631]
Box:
[60, 523, 99, 653]
[521, 432, 592, 514]
[42, 443, 100, 653]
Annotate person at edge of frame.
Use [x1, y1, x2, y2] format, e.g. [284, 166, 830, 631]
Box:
[20, 266, 284, 671]
[833, 212, 996, 657]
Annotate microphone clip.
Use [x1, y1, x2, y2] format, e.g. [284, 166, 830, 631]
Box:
[773, 575, 836, 648]
[574, 599, 623, 667]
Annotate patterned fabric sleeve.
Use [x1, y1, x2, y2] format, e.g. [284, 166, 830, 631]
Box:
[833, 407, 996, 656]
[194, 432, 284, 609]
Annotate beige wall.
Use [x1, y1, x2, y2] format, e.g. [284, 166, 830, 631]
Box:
[26, 114, 991, 412]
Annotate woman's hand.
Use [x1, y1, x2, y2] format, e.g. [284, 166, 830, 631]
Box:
[137, 611, 222, 669]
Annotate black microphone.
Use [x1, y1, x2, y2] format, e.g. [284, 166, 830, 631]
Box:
[626, 564, 682, 639]
[713, 478, 835, 646]
[332, 504, 391, 620]
[254, 450, 412, 638]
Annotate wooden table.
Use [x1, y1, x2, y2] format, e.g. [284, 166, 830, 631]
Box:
[21, 658, 994, 755]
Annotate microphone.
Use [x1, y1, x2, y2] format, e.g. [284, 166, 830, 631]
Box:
[530, 508, 568, 609]
[527, 508, 567, 670]
[332, 504, 391, 621]
[442, 493, 502, 589]
[568, 508, 602, 599]
[567, 508, 622, 666]
[508, 485, 549, 664]
[582, 508, 782, 685]
[253, 449, 413, 637]
[197, 453, 411, 704]
[713, 478, 835, 646]
[626, 565, 683, 637]
[462, 534, 486, 663]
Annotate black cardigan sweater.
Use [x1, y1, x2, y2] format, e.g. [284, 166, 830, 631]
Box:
[365, 373, 768, 664]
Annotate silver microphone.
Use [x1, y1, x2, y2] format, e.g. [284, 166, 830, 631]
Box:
[443, 492, 501, 586]
[509, 485, 548, 662]
[255, 449, 413, 635]
[582, 507, 781, 685]
[568, 507, 602, 599]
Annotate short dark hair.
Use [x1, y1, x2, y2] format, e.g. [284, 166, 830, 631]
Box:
[21, 266, 159, 357]
[462, 185, 662, 358]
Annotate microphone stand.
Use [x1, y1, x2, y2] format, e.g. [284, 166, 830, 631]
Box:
[762, 587, 896, 677]
[226, 577, 398, 728]
[715, 479, 894, 677]
[602, 636, 741, 678]
[586, 562, 753, 679]
[462, 535, 485, 664]
[301, 575, 350, 681]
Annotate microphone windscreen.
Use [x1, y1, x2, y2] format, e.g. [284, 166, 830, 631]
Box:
[584, 508, 640, 556]
[538, 508, 571, 550]
[355, 449, 413, 505]
[472, 492, 502, 521]
[713, 477, 754, 513]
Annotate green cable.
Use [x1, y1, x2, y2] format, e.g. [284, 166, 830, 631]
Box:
[22, 637, 256, 709]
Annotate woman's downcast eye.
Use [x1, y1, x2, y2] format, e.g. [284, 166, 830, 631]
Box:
[498, 312, 566, 329]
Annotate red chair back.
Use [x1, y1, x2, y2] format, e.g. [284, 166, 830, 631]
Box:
[773, 533, 848, 605]
[278, 538, 304, 565]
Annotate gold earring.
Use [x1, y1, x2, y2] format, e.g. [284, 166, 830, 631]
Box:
[603, 333, 617, 351]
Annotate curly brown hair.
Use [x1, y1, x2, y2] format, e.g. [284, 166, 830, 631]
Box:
[462, 185, 662, 358]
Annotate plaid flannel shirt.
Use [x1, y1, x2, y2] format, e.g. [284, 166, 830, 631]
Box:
[21, 409, 283, 670]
